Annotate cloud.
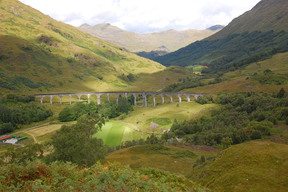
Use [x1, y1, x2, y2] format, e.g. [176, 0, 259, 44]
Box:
[19, 0, 261, 33]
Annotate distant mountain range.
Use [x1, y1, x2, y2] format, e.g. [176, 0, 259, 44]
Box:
[79, 24, 222, 59]
[0, 0, 164, 93]
[155, 0, 288, 73]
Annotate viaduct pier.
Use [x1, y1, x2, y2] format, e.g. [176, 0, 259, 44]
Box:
[35, 92, 204, 107]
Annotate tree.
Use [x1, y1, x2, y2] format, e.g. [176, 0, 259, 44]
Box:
[58, 107, 74, 122]
[146, 134, 160, 144]
[221, 137, 233, 149]
[49, 113, 106, 166]
[277, 88, 286, 98]
[264, 69, 273, 74]
[117, 97, 133, 114]
[250, 130, 262, 140]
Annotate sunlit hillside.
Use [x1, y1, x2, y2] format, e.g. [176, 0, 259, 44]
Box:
[0, 0, 165, 94]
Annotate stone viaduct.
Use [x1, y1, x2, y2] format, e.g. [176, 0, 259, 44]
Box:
[35, 92, 204, 107]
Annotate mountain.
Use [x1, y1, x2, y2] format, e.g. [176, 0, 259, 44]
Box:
[79, 23, 217, 54]
[208, 0, 288, 40]
[136, 46, 170, 60]
[155, 0, 288, 73]
[0, 0, 164, 93]
[206, 25, 225, 31]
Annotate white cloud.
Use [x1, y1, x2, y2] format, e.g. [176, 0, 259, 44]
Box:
[19, 0, 261, 33]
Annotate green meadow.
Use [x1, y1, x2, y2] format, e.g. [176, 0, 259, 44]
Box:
[122, 102, 217, 133]
[93, 121, 149, 147]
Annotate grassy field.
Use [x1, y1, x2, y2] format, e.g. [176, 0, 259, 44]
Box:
[186, 65, 204, 74]
[24, 124, 63, 143]
[122, 102, 217, 133]
[105, 144, 218, 177]
[0, 101, 216, 150]
[93, 121, 150, 147]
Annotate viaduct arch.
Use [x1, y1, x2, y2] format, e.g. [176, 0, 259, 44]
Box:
[35, 92, 204, 107]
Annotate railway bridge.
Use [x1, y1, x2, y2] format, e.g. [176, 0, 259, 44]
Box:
[35, 91, 204, 107]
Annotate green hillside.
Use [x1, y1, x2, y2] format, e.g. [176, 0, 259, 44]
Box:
[184, 52, 288, 93]
[106, 145, 218, 178]
[0, 0, 165, 93]
[155, 0, 288, 74]
[194, 141, 288, 192]
[106, 141, 288, 192]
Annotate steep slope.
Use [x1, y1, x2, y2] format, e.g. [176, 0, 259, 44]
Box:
[79, 23, 217, 53]
[0, 0, 164, 93]
[209, 0, 288, 40]
[155, 0, 288, 73]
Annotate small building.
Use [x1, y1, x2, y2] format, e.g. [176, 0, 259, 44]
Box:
[0, 135, 11, 142]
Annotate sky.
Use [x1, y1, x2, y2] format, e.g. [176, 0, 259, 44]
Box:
[19, 0, 261, 34]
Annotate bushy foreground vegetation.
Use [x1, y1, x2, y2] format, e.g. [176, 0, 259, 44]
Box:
[0, 161, 203, 191]
[0, 94, 52, 134]
[171, 89, 288, 146]
[0, 111, 204, 191]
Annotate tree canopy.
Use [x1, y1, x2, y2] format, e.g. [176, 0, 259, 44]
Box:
[48, 113, 106, 166]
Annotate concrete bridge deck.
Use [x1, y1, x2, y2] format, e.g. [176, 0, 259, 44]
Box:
[35, 91, 204, 107]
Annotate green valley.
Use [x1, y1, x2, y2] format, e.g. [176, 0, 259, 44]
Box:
[1, 0, 288, 191]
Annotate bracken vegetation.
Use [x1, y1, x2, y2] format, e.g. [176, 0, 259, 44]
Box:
[0, 161, 204, 191]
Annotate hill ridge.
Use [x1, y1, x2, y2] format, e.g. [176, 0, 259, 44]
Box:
[79, 23, 218, 53]
[154, 0, 288, 73]
[0, 0, 165, 93]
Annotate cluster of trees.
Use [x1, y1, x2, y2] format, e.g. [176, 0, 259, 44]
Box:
[171, 89, 288, 146]
[47, 113, 106, 166]
[114, 134, 163, 150]
[163, 77, 205, 92]
[1, 113, 106, 167]
[0, 94, 52, 134]
[251, 69, 288, 85]
[118, 73, 136, 82]
[162, 72, 226, 92]
[58, 97, 133, 122]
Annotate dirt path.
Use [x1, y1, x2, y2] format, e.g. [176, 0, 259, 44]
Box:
[7, 122, 58, 144]
[25, 132, 38, 143]
[12, 122, 53, 135]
